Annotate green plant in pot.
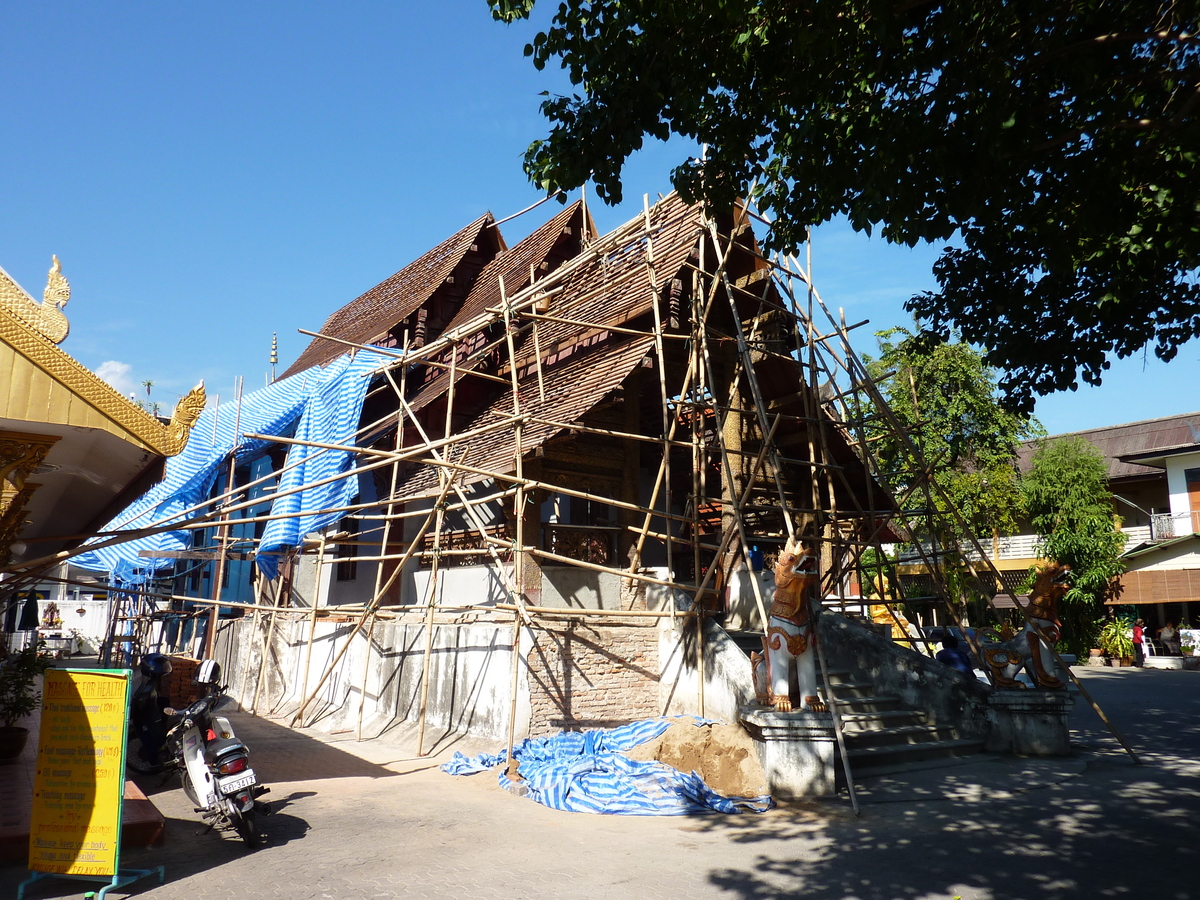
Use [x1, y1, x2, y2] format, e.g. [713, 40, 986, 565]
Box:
[1097, 616, 1134, 665]
[0, 641, 55, 762]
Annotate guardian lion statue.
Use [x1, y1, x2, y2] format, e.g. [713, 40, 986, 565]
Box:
[979, 563, 1072, 690]
[751, 536, 826, 712]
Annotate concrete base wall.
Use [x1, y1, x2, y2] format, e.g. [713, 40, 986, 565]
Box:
[985, 691, 1074, 756]
[740, 708, 838, 798]
[210, 614, 530, 742]
[724, 568, 775, 632]
[658, 615, 757, 724]
[208, 605, 679, 743]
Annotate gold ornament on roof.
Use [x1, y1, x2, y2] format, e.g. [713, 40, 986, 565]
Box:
[41, 256, 71, 342]
[163, 381, 207, 455]
[0, 255, 71, 344]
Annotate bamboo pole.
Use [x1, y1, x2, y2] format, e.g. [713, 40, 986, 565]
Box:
[355, 610, 377, 742]
[500, 272, 530, 780]
[294, 536, 327, 715]
[416, 342, 460, 755]
[414, 493, 447, 756]
[250, 575, 280, 715]
[642, 194, 676, 586]
[291, 475, 455, 727]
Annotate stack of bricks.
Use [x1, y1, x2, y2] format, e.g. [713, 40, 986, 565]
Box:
[526, 620, 659, 736]
[163, 655, 204, 707]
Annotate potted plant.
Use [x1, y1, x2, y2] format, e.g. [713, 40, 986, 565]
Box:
[1183, 634, 1196, 658]
[1098, 617, 1134, 666]
[0, 641, 55, 762]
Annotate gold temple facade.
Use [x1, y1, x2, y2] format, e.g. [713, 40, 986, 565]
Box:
[0, 257, 204, 566]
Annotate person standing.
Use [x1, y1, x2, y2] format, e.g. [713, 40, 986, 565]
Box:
[1133, 618, 1146, 667]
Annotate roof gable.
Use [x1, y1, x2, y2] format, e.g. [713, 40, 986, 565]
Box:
[282, 213, 501, 377]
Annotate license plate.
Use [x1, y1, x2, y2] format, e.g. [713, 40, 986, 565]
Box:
[218, 770, 257, 794]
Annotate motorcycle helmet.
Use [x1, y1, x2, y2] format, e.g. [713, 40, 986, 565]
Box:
[195, 659, 222, 686]
[139, 653, 173, 678]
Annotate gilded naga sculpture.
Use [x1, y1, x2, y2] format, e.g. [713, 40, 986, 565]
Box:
[0, 255, 71, 344]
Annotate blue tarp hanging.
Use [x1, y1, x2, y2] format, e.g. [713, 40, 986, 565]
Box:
[74, 350, 390, 584]
[443, 718, 774, 816]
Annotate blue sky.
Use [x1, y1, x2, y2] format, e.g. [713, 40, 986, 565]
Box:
[2, 2, 1196, 435]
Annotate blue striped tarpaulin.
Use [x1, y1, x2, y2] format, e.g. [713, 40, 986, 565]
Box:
[74, 350, 390, 582]
[442, 718, 774, 816]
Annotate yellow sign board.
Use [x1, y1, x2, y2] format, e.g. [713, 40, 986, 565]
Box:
[27, 669, 130, 877]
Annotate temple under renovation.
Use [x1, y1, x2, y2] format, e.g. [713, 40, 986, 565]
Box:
[2, 193, 1130, 802]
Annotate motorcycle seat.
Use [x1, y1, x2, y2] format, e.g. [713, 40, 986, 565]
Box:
[204, 737, 249, 765]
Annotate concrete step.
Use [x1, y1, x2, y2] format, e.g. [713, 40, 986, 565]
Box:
[836, 709, 929, 732]
[843, 737, 987, 775]
[824, 694, 904, 714]
[820, 680, 877, 698]
[818, 669, 857, 686]
[842, 724, 961, 749]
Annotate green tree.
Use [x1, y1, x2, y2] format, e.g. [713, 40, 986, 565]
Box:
[1022, 435, 1127, 653]
[490, 0, 1200, 409]
[867, 328, 1041, 541]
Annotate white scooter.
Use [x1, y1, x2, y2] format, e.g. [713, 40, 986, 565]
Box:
[164, 660, 270, 847]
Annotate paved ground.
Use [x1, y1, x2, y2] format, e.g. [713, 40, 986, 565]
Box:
[3, 666, 1197, 900]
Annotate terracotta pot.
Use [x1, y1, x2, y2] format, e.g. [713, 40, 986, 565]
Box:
[1088, 649, 1104, 658]
[0, 726, 30, 762]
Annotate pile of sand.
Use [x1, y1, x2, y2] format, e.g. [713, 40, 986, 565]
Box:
[625, 720, 769, 799]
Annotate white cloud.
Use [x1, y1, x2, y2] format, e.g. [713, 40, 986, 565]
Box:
[95, 360, 137, 398]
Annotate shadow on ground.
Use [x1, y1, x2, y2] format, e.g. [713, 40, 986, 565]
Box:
[679, 668, 1200, 900]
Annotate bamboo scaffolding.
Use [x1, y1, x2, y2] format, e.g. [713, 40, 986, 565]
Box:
[416, 340, 461, 755]
[76, 190, 1137, 817]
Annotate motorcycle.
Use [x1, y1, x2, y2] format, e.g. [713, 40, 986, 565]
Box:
[163, 659, 271, 847]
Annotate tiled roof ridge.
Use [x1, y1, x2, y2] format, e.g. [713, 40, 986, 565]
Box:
[442, 200, 584, 334]
[282, 212, 497, 378]
[1028, 409, 1200, 444]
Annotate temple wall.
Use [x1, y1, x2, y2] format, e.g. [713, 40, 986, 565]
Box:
[526, 619, 659, 735]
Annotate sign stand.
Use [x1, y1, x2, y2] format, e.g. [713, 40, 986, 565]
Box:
[17, 669, 166, 900]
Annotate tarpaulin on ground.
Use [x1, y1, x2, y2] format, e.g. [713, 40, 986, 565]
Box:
[442, 717, 774, 816]
[74, 350, 390, 583]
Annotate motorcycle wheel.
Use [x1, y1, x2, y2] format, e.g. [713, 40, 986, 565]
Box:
[233, 809, 261, 848]
[181, 770, 199, 807]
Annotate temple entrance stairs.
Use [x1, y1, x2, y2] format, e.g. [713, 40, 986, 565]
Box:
[726, 629, 988, 779]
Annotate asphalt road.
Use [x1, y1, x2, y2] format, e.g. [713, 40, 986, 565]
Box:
[2, 666, 1195, 900]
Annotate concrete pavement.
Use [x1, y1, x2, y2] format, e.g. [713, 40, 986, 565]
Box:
[2, 666, 1197, 900]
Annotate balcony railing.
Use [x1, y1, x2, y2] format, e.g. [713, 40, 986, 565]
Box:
[1151, 512, 1198, 541]
[544, 525, 618, 566]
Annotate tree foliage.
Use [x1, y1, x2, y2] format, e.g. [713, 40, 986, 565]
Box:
[490, 0, 1200, 409]
[867, 328, 1041, 540]
[1023, 435, 1127, 651]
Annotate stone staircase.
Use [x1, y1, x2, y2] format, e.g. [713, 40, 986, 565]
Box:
[728, 631, 987, 779]
[820, 666, 986, 778]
